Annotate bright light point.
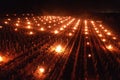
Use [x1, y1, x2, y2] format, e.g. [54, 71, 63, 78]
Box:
[29, 31, 33, 35]
[73, 27, 77, 30]
[37, 24, 40, 26]
[107, 45, 113, 50]
[14, 28, 18, 31]
[107, 32, 111, 35]
[0, 26, 3, 29]
[60, 27, 64, 31]
[88, 54, 91, 58]
[63, 25, 66, 28]
[48, 26, 51, 28]
[87, 42, 90, 45]
[0, 56, 3, 62]
[102, 39, 106, 42]
[55, 45, 63, 53]
[39, 67, 45, 74]
[40, 27, 44, 31]
[54, 30, 59, 34]
[27, 25, 31, 29]
[27, 22, 31, 24]
[99, 24, 102, 27]
[104, 29, 107, 32]
[15, 23, 19, 26]
[4, 21, 8, 24]
[85, 32, 88, 35]
[96, 31, 99, 33]
[98, 34, 102, 37]
[68, 33, 72, 36]
[112, 37, 117, 40]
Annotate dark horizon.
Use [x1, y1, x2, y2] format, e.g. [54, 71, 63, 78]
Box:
[0, 0, 120, 14]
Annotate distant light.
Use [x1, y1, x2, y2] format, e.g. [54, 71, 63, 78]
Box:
[60, 27, 64, 31]
[40, 27, 44, 31]
[0, 26, 3, 29]
[112, 37, 117, 40]
[39, 67, 45, 74]
[88, 54, 91, 58]
[48, 26, 51, 28]
[98, 34, 102, 37]
[102, 39, 106, 42]
[27, 25, 31, 29]
[107, 45, 113, 50]
[29, 31, 33, 35]
[68, 33, 72, 36]
[99, 24, 102, 27]
[15, 23, 19, 26]
[85, 32, 88, 35]
[4, 21, 8, 24]
[104, 29, 108, 32]
[87, 42, 90, 45]
[27, 22, 31, 25]
[55, 45, 63, 53]
[107, 32, 111, 35]
[37, 24, 40, 26]
[0, 56, 3, 62]
[14, 28, 18, 31]
[54, 30, 59, 34]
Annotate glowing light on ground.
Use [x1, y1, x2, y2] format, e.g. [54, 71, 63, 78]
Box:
[88, 54, 92, 58]
[54, 30, 59, 34]
[55, 45, 64, 53]
[0, 56, 3, 62]
[107, 45, 113, 50]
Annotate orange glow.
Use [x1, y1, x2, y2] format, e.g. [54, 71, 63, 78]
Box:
[0, 26, 3, 29]
[54, 30, 59, 34]
[55, 45, 64, 53]
[0, 56, 3, 62]
[85, 32, 88, 35]
[27, 25, 31, 29]
[112, 37, 117, 40]
[39, 67, 45, 74]
[27, 22, 31, 24]
[98, 34, 102, 37]
[15, 23, 19, 26]
[14, 28, 18, 31]
[29, 31, 33, 35]
[40, 27, 44, 31]
[60, 27, 64, 31]
[107, 32, 111, 35]
[87, 42, 90, 45]
[107, 45, 113, 50]
[4, 21, 8, 24]
[37, 24, 40, 26]
[102, 39, 106, 42]
[68, 33, 72, 36]
[88, 54, 91, 58]
[99, 24, 102, 27]
[104, 29, 108, 32]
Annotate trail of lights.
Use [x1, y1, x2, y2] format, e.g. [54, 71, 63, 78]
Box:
[0, 14, 119, 80]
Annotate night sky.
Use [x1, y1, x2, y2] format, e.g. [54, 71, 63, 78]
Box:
[0, 0, 119, 13]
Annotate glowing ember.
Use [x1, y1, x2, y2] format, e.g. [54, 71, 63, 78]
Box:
[55, 45, 63, 53]
[107, 45, 113, 50]
[107, 32, 111, 35]
[54, 30, 59, 34]
[39, 67, 45, 74]
[40, 27, 44, 31]
[69, 33, 72, 36]
[88, 54, 91, 58]
[0, 26, 3, 29]
[102, 39, 106, 42]
[0, 56, 3, 62]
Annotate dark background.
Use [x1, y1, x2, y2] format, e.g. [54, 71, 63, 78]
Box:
[0, 0, 119, 14]
[0, 0, 119, 32]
